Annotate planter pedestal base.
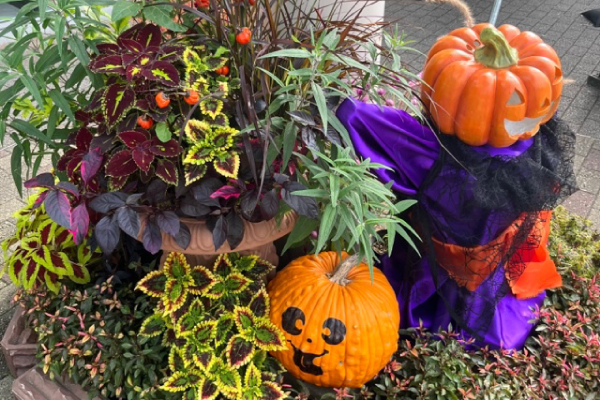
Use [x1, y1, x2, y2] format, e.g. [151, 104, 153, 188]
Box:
[12, 368, 104, 400]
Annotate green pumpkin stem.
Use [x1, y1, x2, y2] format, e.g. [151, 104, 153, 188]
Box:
[474, 27, 519, 69]
[330, 254, 360, 286]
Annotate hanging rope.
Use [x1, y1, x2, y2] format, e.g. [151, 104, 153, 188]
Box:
[425, 0, 475, 28]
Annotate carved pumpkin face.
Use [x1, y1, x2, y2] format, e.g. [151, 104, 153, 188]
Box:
[267, 252, 400, 388]
[422, 23, 563, 147]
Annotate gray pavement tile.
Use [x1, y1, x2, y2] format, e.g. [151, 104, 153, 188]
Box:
[579, 119, 600, 140]
[577, 168, 600, 195]
[574, 154, 585, 173]
[563, 190, 596, 218]
[583, 148, 600, 171]
[575, 135, 596, 157]
[564, 106, 591, 133]
[0, 375, 14, 398]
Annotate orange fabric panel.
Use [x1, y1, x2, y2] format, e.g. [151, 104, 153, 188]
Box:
[432, 211, 560, 297]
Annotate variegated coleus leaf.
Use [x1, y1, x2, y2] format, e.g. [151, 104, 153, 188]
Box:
[248, 287, 270, 318]
[253, 319, 287, 351]
[135, 270, 168, 297]
[232, 306, 255, 333]
[68, 262, 91, 285]
[223, 272, 252, 294]
[199, 99, 223, 120]
[139, 313, 167, 337]
[103, 83, 135, 126]
[163, 279, 188, 314]
[212, 253, 233, 277]
[188, 265, 216, 295]
[183, 48, 207, 76]
[183, 144, 212, 166]
[184, 164, 208, 186]
[142, 60, 180, 87]
[209, 358, 242, 397]
[169, 346, 189, 373]
[176, 298, 206, 337]
[198, 377, 219, 400]
[214, 314, 234, 347]
[213, 153, 240, 179]
[163, 252, 191, 280]
[204, 56, 227, 71]
[192, 320, 218, 346]
[136, 24, 162, 49]
[260, 382, 286, 400]
[184, 119, 211, 143]
[182, 339, 213, 371]
[149, 137, 183, 158]
[226, 335, 255, 369]
[160, 370, 203, 392]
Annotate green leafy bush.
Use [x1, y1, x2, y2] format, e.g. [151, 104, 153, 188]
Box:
[20, 277, 173, 400]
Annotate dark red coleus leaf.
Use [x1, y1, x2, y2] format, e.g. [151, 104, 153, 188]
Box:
[96, 43, 120, 55]
[119, 130, 150, 148]
[117, 37, 144, 53]
[44, 190, 72, 229]
[226, 335, 254, 368]
[261, 382, 286, 400]
[24, 173, 55, 189]
[85, 89, 105, 112]
[57, 149, 80, 172]
[156, 159, 178, 185]
[137, 24, 162, 48]
[109, 175, 129, 191]
[89, 55, 125, 75]
[135, 99, 150, 112]
[106, 150, 137, 177]
[75, 128, 93, 150]
[132, 145, 155, 173]
[81, 148, 103, 185]
[142, 61, 180, 87]
[160, 45, 184, 62]
[200, 379, 219, 400]
[149, 138, 183, 157]
[69, 202, 90, 245]
[103, 83, 135, 126]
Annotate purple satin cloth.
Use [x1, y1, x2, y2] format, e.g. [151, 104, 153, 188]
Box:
[337, 99, 544, 349]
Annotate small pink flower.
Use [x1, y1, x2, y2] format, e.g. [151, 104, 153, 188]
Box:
[377, 88, 386, 96]
[386, 99, 395, 107]
[411, 97, 420, 107]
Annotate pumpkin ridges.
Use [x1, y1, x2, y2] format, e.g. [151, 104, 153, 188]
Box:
[427, 36, 473, 61]
[447, 26, 480, 46]
[353, 285, 385, 385]
[519, 43, 560, 66]
[509, 65, 553, 117]
[422, 49, 472, 109]
[508, 31, 543, 52]
[498, 24, 521, 42]
[471, 22, 494, 36]
[489, 70, 526, 147]
[455, 69, 497, 145]
[431, 61, 481, 133]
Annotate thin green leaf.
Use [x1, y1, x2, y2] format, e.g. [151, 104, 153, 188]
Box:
[144, 5, 186, 32]
[282, 216, 319, 254]
[19, 74, 43, 107]
[259, 48, 312, 59]
[111, 1, 142, 21]
[10, 120, 53, 146]
[316, 204, 335, 253]
[48, 89, 75, 122]
[10, 142, 22, 197]
[311, 82, 328, 134]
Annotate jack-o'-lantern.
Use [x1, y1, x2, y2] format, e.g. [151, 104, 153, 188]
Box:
[267, 252, 400, 388]
[422, 23, 563, 147]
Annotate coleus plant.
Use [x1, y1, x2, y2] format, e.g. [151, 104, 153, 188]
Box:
[26, 21, 317, 256]
[1, 193, 96, 293]
[136, 252, 287, 400]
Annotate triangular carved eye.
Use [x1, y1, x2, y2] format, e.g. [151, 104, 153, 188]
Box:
[507, 89, 525, 106]
[542, 98, 551, 108]
[554, 66, 562, 83]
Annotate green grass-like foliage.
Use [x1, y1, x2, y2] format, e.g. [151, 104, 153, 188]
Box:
[1, 192, 95, 293]
[136, 252, 287, 400]
[284, 207, 600, 399]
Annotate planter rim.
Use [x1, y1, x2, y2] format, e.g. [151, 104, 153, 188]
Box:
[141, 211, 298, 256]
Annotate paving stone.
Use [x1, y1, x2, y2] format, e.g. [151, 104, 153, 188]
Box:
[577, 168, 600, 195]
[0, 220, 15, 245]
[562, 190, 596, 218]
[582, 148, 600, 171]
[575, 135, 596, 157]
[588, 206, 600, 232]
[579, 119, 600, 140]
[0, 375, 14, 399]
[574, 154, 585, 173]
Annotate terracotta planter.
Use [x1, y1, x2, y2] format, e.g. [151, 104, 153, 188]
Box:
[12, 367, 105, 400]
[1, 306, 37, 378]
[142, 212, 298, 267]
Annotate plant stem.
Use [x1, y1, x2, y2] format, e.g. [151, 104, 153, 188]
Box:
[474, 27, 518, 69]
[329, 254, 359, 286]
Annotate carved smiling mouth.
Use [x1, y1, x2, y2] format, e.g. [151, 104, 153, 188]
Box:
[288, 341, 329, 376]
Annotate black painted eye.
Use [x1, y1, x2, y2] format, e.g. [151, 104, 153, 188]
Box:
[282, 307, 305, 336]
[321, 318, 346, 345]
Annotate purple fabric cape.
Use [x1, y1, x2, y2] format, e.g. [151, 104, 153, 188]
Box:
[337, 99, 544, 349]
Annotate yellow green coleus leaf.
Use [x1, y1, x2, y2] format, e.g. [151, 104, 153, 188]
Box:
[140, 313, 167, 338]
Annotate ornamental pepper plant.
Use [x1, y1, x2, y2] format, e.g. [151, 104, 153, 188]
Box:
[136, 252, 287, 399]
[20, 0, 421, 269]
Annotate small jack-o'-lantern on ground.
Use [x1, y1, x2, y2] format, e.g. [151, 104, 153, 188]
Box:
[267, 252, 400, 388]
[422, 23, 563, 147]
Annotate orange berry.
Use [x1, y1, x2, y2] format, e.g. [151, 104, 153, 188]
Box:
[236, 27, 252, 46]
[137, 115, 154, 130]
[155, 92, 170, 108]
[184, 89, 200, 105]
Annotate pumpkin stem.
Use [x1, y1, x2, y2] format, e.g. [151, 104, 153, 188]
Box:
[474, 27, 518, 69]
[330, 254, 360, 286]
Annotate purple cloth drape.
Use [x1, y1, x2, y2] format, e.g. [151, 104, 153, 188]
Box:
[337, 99, 544, 349]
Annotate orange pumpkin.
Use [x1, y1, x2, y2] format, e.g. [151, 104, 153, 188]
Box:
[422, 23, 563, 147]
[267, 252, 400, 388]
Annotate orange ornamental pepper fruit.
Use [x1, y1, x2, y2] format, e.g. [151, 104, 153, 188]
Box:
[184, 89, 200, 105]
[155, 92, 170, 108]
[248, 0, 255, 4]
[195, 0, 210, 8]
[137, 115, 154, 130]
[236, 27, 252, 46]
[216, 66, 229, 76]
